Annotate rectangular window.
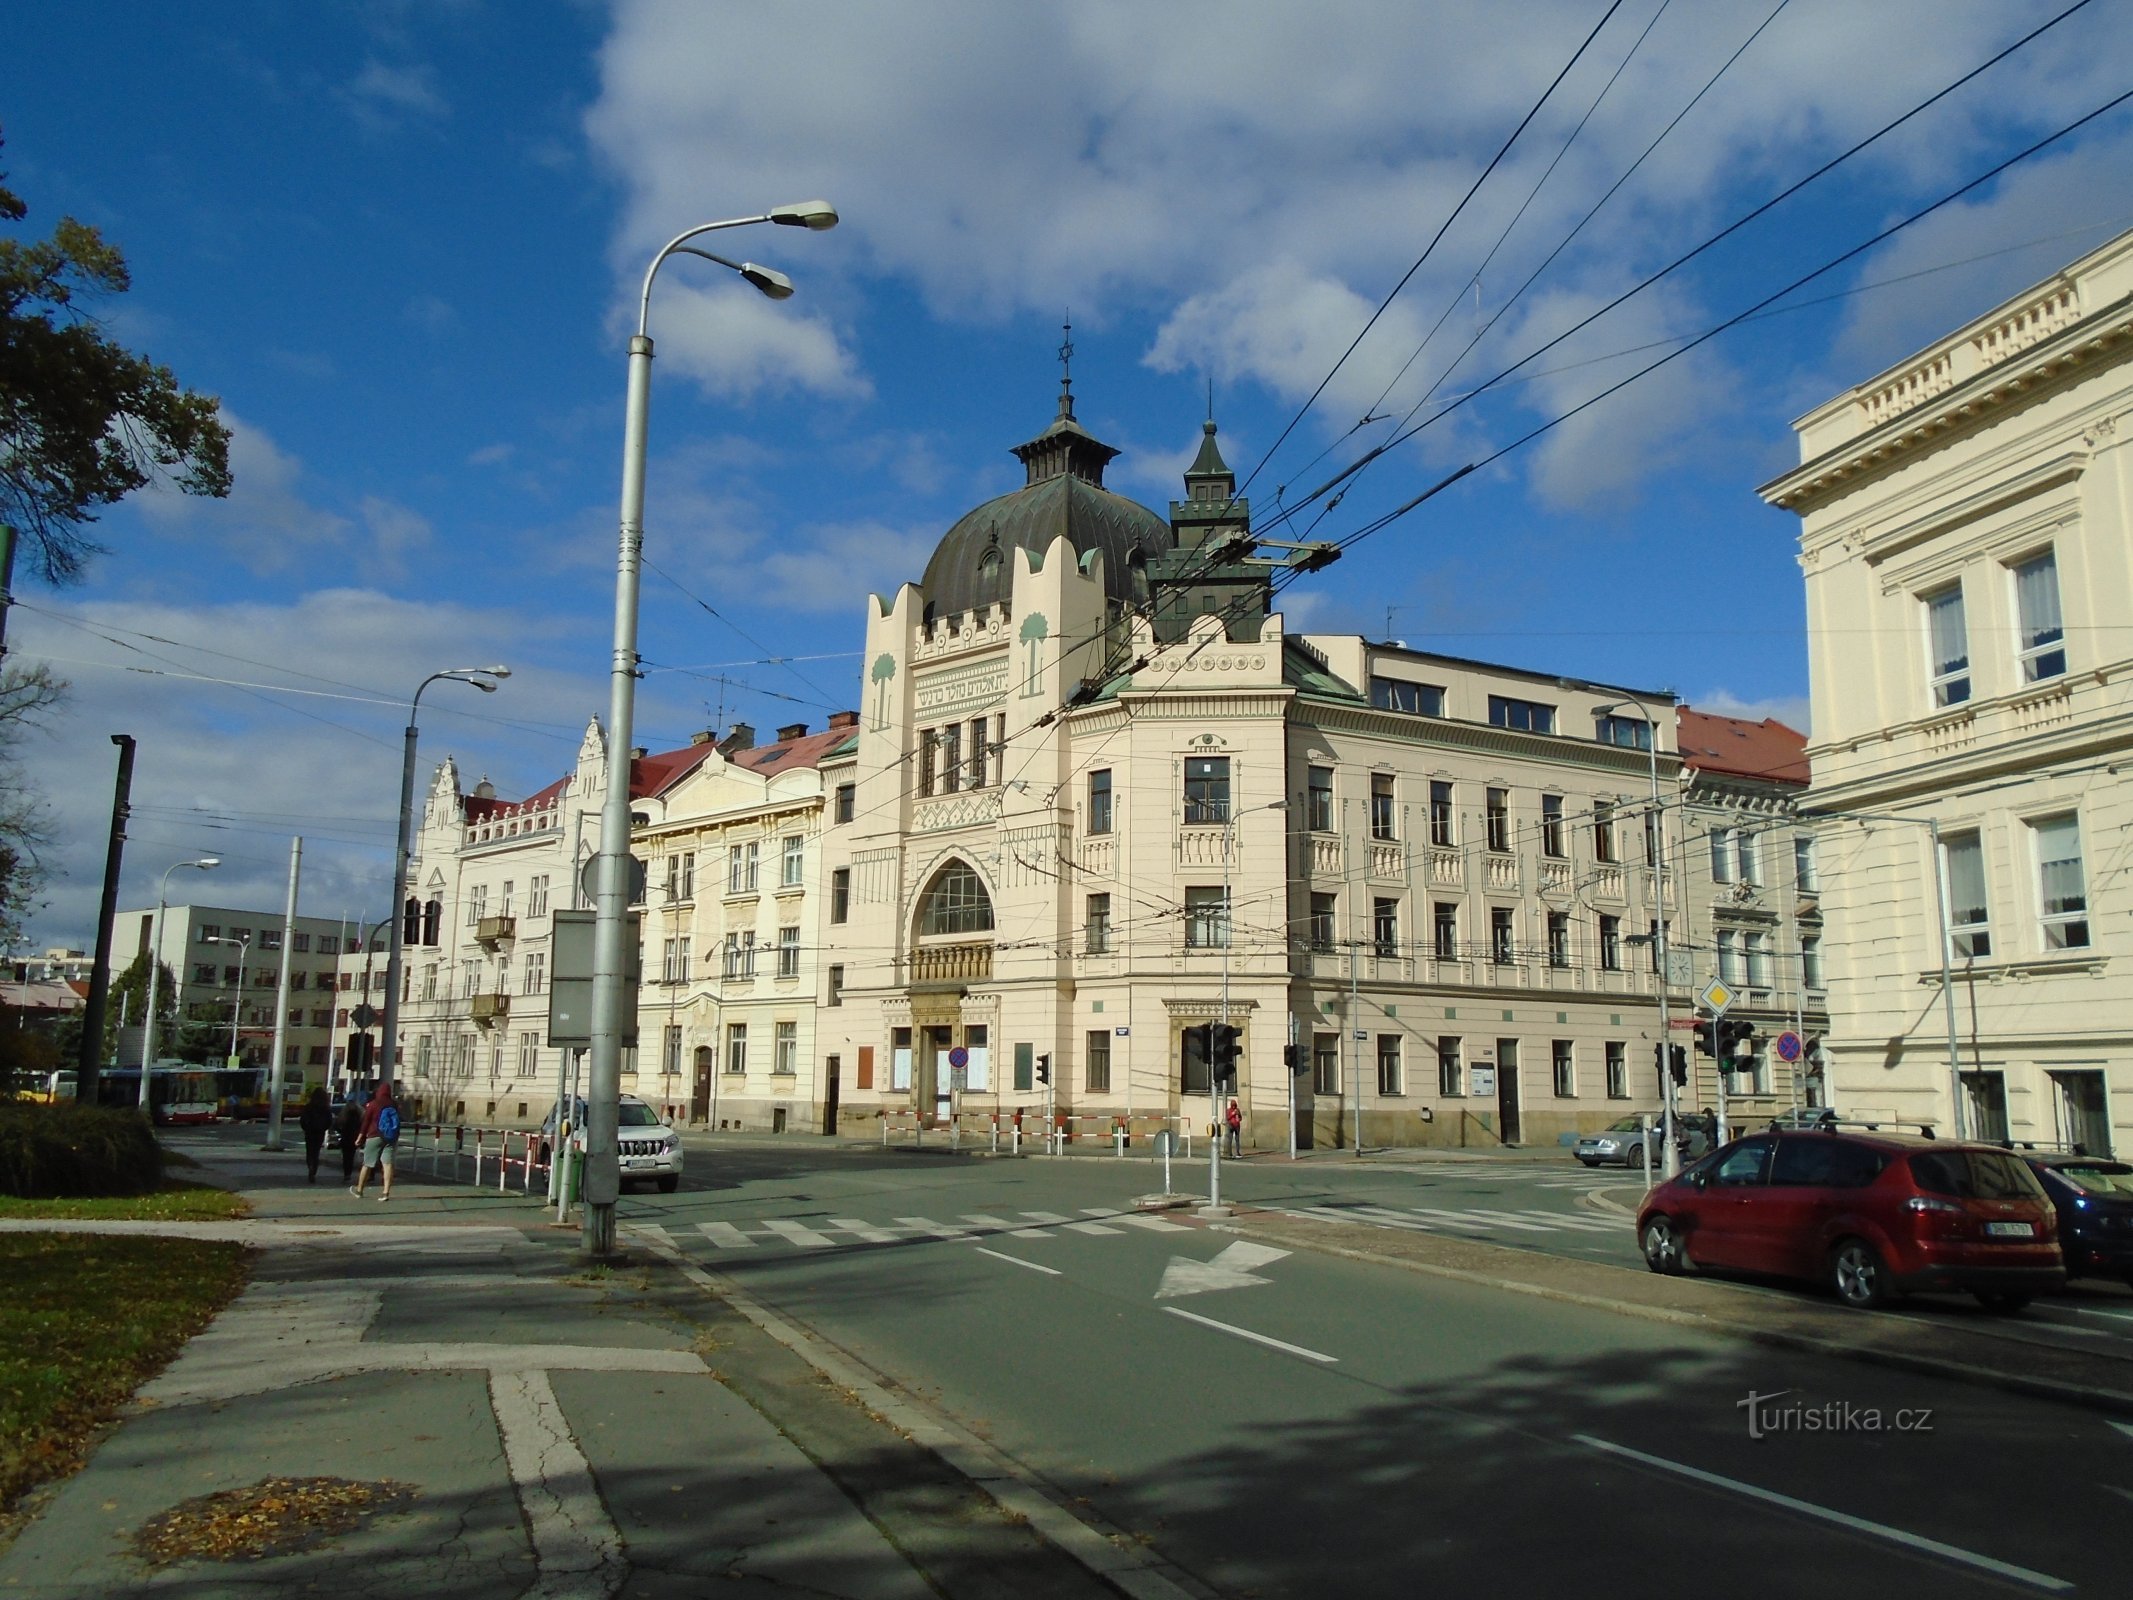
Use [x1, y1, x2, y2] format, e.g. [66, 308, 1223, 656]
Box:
[1598, 914, 1621, 971]
[1541, 795, 1564, 858]
[1373, 896, 1399, 957]
[1089, 769, 1113, 834]
[1085, 1030, 1111, 1094]
[1596, 714, 1652, 750]
[1485, 788, 1509, 852]
[941, 723, 961, 794]
[1372, 773, 1398, 842]
[523, 953, 546, 995]
[467, 887, 485, 926]
[968, 716, 988, 789]
[894, 1029, 914, 1091]
[320, 935, 339, 956]
[1376, 1034, 1403, 1096]
[725, 1023, 747, 1075]
[835, 783, 855, 824]
[831, 868, 851, 924]
[1801, 935, 1823, 991]
[1736, 830, 1760, 886]
[1085, 892, 1112, 955]
[1437, 1036, 1462, 1097]
[1944, 831, 1990, 958]
[775, 1021, 797, 1074]
[1552, 1039, 1576, 1098]
[1185, 887, 1230, 950]
[1433, 902, 1458, 960]
[826, 964, 845, 1007]
[2033, 814, 2089, 950]
[1745, 931, 1770, 987]
[662, 1023, 684, 1078]
[519, 1032, 538, 1079]
[964, 1024, 991, 1091]
[777, 926, 801, 978]
[918, 729, 938, 798]
[1488, 695, 1555, 734]
[1184, 756, 1230, 825]
[728, 842, 759, 894]
[1593, 801, 1616, 863]
[1794, 836, 1818, 893]
[529, 876, 550, 919]
[1605, 1041, 1627, 1099]
[1926, 583, 1971, 708]
[1717, 928, 1742, 985]
[200, 923, 221, 945]
[1710, 827, 1736, 884]
[1369, 676, 1444, 715]
[1313, 1033, 1338, 1095]
[1307, 766, 1334, 832]
[1308, 892, 1337, 953]
[292, 931, 311, 953]
[291, 971, 308, 990]
[1547, 911, 1569, 968]
[781, 836, 804, 887]
[1428, 780, 1454, 846]
[662, 938, 686, 984]
[1490, 907, 1514, 965]
[2013, 549, 2066, 683]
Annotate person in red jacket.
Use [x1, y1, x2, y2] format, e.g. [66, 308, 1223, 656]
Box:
[350, 1081, 399, 1202]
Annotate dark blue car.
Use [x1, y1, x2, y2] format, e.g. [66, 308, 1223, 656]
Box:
[2022, 1153, 2133, 1289]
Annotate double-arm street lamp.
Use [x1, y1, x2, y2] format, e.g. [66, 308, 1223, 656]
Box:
[584, 198, 837, 1257]
[1211, 797, 1287, 1212]
[380, 667, 511, 1097]
[205, 931, 251, 1065]
[138, 856, 219, 1109]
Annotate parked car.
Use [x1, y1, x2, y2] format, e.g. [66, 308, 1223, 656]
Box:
[1575, 1115, 1676, 1169]
[540, 1094, 683, 1193]
[2020, 1152, 2133, 1289]
[1635, 1127, 2064, 1311]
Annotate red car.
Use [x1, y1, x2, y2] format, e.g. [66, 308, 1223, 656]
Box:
[1635, 1126, 2064, 1311]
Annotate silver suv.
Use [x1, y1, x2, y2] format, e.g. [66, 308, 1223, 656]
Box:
[542, 1095, 684, 1193]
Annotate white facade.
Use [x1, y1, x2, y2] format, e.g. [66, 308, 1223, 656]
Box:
[1762, 227, 2133, 1156]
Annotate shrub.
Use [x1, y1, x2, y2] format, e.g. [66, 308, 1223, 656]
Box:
[0, 1103, 164, 1198]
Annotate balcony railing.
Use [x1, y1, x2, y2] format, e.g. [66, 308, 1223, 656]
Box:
[901, 942, 993, 986]
[476, 915, 516, 946]
[470, 992, 510, 1025]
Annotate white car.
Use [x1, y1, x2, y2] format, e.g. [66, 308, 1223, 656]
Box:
[543, 1095, 684, 1193]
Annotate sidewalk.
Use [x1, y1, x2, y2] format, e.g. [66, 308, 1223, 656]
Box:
[0, 1140, 1064, 1600]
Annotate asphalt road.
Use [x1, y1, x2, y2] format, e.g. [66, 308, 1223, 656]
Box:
[614, 1137, 2133, 1598]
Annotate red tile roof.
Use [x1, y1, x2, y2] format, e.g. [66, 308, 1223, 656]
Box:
[728, 722, 859, 779]
[1676, 708, 1810, 786]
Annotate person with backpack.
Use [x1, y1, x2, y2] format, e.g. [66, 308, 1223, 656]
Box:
[351, 1081, 400, 1202]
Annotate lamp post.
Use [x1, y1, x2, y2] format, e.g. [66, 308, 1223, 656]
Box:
[1211, 797, 1287, 1213]
[139, 856, 218, 1110]
[381, 667, 510, 1098]
[205, 932, 251, 1065]
[585, 198, 837, 1258]
[1575, 686, 1683, 1178]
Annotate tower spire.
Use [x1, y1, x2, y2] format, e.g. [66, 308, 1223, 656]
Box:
[1057, 312, 1075, 419]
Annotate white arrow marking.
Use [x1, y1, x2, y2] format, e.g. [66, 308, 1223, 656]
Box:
[2111, 1420, 2133, 1443]
[1155, 1240, 1290, 1300]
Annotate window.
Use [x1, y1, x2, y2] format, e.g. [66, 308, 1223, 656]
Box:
[725, 1023, 747, 1075]
[199, 924, 221, 945]
[892, 1028, 913, 1091]
[1085, 893, 1112, 955]
[1490, 907, 1514, 965]
[1437, 1036, 1462, 1096]
[662, 938, 688, 984]
[193, 963, 216, 984]
[1736, 830, 1760, 886]
[467, 887, 486, 926]
[834, 783, 856, 824]
[1717, 928, 1742, 985]
[1308, 892, 1337, 953]
[1597, 714, 1652, 750]
[1485, 788, 1509, 852]
[831, 867, 851, 924]
[1593, 801, 1616, 863]
[1433, 902, 1458, 960]
[1801, 935, 1823, 991]
[722, 932, 757, 979]
[2013, 549, 2066, 683]
[1547, 911, 1569, 968]
[422, 964, 438, 1001]
[1944, 831, 1990, 958]
[777, 926, 800, 978]
[1488, 695, 1555, 734]
[1428, 780, 1454, 846]
[1598, 914, 1621, 971]
[2033, 814, 2088, 950]
[319, 936, 338, 956]
[292, 931, 311, 953]
[529, 875, 550, 919]
[826, 965, 844, 1007]
[519, 1033, 538, 1079]
[261, 929, 282, 952]
[1313, 1033, 1338, 1095]
[1925, 583, 1970, 708]
[1185, 887, 1230, 949]
[1541, 795, 1565, 858]
[1086, 1030, 1111, 1093]
[1552, 1040, 1575, 1098]
[1376, 1034, 1403, 1096]
[918, 861, 993, 935]
[1794, 836, 1818, 894]
[968, 716, 989, 789]
[728, 841, 759, 894]
[662, 1024, 684, 1078]
[291, 971, 308, 990]
[500, 880, 516, 918]
[1372, 773, 1397, 841]
[1184, 757, 1230, 825]
[523, 953, 546, 995]
[1306, 766, 1334, 832]
[1088, 769, 1113, 834]
[774, 1021, 797, 1074]
[1606, 1041, 1627, 1099]
[1370, 676, 1445, 715]
[1745, 931, 1770, 987]
[781, 837, 803, 888]
[940, 723, 962, 794]
[1373, 896, 1399, 957]
[1710, 827, 1736, 884]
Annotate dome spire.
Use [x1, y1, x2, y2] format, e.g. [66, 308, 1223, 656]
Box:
[1057, 312, 1075, 421]
[1012, 318, 1119, 487]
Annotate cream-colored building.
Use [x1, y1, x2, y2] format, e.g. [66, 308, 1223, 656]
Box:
[1761, 227, 2133, 1156]
[821, 385, 1692, 1149]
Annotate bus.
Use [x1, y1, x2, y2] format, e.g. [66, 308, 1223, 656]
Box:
[94, 1065, 269, 1124]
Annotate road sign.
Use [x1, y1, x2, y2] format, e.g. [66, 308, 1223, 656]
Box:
[948, 1045, 969, 1069]
[1667, 1016, 1701, 1030]
[351, 1002, 377, 1030]
[1115, 1026, 1130, 1036]
[1699, 978, 1735, 1013]
[1775, 1030, 1803, 1063]
[1353, 1029, 1367, 1041]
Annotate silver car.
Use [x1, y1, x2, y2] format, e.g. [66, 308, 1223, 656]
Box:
[541, 1094, 684, 1193]
[1574, 1115, 1664, 1168]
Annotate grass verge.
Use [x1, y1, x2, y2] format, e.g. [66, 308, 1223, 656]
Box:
[0, 1184, 248, 1222]
[0, 1235, 251, 1519]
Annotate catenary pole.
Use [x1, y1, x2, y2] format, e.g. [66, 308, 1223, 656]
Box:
[78, 735, 136, 1104]
[263, 836, 301, 1151]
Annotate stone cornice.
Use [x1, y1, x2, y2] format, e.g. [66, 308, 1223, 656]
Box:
[1298, 695, 1683, 783]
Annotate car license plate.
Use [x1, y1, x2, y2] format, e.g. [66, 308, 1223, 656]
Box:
[1985, 1220, 2035, 1238]
[624, 1157, 654, 1169]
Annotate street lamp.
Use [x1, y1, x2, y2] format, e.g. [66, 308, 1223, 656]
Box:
[138, 856, 218, 1110]
[380, 667, 510, 1099]
[1570, 682, 1684, 1178]
[585, 198, 837, 1257]
[205, 932, 251, 1065]
[1211, 797, 1287, 1213]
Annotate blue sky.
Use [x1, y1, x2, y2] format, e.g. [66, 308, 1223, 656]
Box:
[5, 0, 2131, 945]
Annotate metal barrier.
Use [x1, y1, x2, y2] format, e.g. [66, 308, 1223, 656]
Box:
[393, 1122, 545, 1195]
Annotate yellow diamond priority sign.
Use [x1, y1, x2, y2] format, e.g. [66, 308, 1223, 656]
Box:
[1699, 979, 1734, 1014]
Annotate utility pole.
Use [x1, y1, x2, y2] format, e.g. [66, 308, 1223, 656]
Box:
[78, 735, 137, 1104]
[264, 836, 302, 1151]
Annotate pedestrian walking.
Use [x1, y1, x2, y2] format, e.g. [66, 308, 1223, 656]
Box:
[336, 1092, 364, 1184]
[1224, 1097, 1242, 1158]
[1700, 1106, 1720, 1157]
[350, 1081, 400, 1202]
[298, 1087, 332, 1183]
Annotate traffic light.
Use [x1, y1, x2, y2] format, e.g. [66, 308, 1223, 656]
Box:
[1035, 1053, 1052, 1086]
[1669, 1044, 1689, 1087]
[1284, 1043, 1306, 1076]
[1210, 1023, 1240, 1088]
[402, 896, 421, 946]
[1693, 1018, 1719, 1057]
[1719, 1019, 1757, 1070]
[1182, 1023, 1213, 1088]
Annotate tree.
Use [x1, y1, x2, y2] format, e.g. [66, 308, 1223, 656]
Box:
[1, 133, 231, 586]
[0, 661, 63, 950]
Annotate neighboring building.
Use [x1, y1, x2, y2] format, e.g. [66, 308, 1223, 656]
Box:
[8, 946, 95, 983]
[1761, 227, 2133, 1156]
[1674, 707, 1827, 1122]
[820, 380, 1690, 1149]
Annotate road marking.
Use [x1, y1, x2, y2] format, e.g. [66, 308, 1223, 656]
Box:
[760, 1218, 838, 1249]
[1572, 1434, 2072, 1593]
[1110, 1212, 1193, 1233]
[828, 1217, 906, 1244]
[490, 1366, 628, 1600]
[1162, 1307, 1337, 1364]
[963, 1212, 1053, 1238]
[894, 1216, 975, 1239]
[2070, 1305, 2133, 1324]
[697, 1221, 759, 1249]
[1155, 1241, 1290, 1300]
[974, 1247, 1060, 1276]
[2111, 1420, 2133, 1442]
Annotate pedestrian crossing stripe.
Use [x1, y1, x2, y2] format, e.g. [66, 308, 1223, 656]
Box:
[687, 1207, 1193, 1251]
[1273, 1203, 1627, 1239]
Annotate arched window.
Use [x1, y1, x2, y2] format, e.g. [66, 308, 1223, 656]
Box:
[917, 861, 994, 936]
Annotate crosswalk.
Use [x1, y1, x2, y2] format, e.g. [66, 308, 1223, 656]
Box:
[1271, 1200, 1632, 1243]
[676, 1206, 1195, 1253]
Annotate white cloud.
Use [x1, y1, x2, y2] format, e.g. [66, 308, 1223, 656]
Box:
[641, 279, 869, 402]
[346, 59, 448, 125]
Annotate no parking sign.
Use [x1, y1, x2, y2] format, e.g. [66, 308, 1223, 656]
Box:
[1775, 1030, 1803, 1063]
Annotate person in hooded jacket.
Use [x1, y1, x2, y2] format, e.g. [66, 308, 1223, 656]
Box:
[351, 1081, 398, 1202]
[298, 1086, 332, 1182]
[336, 1092, 365, 1184]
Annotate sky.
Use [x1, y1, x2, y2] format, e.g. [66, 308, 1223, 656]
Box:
[4, 0, 2131, 948]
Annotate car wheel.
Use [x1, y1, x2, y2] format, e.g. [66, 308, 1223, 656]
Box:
[1622, 1144, 1643, 1168]
[657, 1175, 679, 1193]
[1641, 1216, 1685, 1275]
[1974, 1291, 2030, 1313]
[1830, 1239, 1893, 1309]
